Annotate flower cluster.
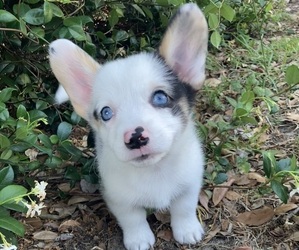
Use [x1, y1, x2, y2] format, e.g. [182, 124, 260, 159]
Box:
[22, 181, 48, 218]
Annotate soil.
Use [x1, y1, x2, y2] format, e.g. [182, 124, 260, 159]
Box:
[18, 2, 299, 250]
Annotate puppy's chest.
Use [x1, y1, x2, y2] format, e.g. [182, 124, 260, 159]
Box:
[103, 165, 187, 209]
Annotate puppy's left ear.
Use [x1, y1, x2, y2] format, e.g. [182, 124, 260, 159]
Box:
[159, 3, 208, 90]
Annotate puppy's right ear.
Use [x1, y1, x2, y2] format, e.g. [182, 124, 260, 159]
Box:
[49, 39, 101, 120]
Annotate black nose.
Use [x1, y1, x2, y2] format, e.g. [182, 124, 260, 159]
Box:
[125, 127, 149, 150]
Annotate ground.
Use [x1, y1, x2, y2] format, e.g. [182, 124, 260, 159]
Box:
[18, 2, 299, 250]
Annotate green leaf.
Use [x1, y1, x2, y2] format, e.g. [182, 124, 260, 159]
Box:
[65, 166, 81, 181]
[220, 3, 235, 22]
[43, 1, 53, 23]
[208, 13, 219, 30]
[3, 200, 27, 213]
[109, 9, 119, 28]
[0, 166, 14, 190]
[0, 134, 10, 149]
[57, 122, 72, 141]
[0, 10, 18, 22]
[28, 110, 47, 122]
[240, 90, 255, 104]
[63, 16, 93, 26]
[23, 8, 44, 25]
[210, 30, 221, 48]
[19, 19, 28, 35]
[285, 65, 299, 85]
[234, 108, 248, 117]
[67, 25, 86, 41]
[271, 180, 288, 204]
[17, 105, 28, 119]
[51, 3, 64, 17]
[0, 88, 15, 102]
[142, 6, 153, 20]
[214, 172, 228, 184]
[0, 216, 25, 237]
[262, 151, 276, 178]
[0, 185, 27, 205]
[277, 158, 292, 172]
[132, 4, 145, 16]
[114, 30, 129, 42]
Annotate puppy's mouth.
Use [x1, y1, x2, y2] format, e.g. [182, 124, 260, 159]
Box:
[135, 154, 149, 161]
[130, 152, 166, 166]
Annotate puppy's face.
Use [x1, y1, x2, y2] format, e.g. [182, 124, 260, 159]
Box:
[89, 53, 195, 166]
[49, 3, 208, 167]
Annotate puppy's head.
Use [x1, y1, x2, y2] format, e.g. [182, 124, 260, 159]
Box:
[49, 3, 208, 166]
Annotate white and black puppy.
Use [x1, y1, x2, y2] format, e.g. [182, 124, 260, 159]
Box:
[49, 3, 208, 250]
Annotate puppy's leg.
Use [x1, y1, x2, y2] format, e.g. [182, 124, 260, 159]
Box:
[170, 189, 204, 244]
[108, 203, 155, 250]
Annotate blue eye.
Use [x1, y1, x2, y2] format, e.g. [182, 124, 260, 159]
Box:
[152, 90, 169, 107]
[100, 106, 113, 121]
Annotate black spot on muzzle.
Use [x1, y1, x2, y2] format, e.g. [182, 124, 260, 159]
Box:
[125, 126, 149, 150]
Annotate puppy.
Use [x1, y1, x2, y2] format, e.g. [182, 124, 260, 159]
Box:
[49, 3, 208, 250]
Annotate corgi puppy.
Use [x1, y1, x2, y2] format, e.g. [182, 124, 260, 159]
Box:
[49, 3, 208, 250]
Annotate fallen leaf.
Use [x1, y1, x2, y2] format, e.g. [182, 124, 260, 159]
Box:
[58, 219, 81, 232]
[33, 230, 58, 241]
[199, 190, 211, 211]
[248, 172, 266, 183]
[234, 247, 252, 250]
[67, 195, 91, 206]
[274, 203, 298, 215]
[225, 190, 241, 201]
[157, 229, 173, 241]
[205, 78, 221, 87]
[58, 183, 71, 193]
[235, 206, 274, 226]
[155, 211, 170, 224]
[212, 178, 235, 206]
[203, 226, 220, 243]
[288, 232, 299, 242]
[286, 113, 299, 123]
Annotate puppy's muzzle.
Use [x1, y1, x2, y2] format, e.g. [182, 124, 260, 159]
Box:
[125, 126, 149, 150]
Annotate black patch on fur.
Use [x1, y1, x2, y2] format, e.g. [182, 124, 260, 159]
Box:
[49, 46, 55, 54]
[93, 109, 100, 121]
[152, 53, 197, 123]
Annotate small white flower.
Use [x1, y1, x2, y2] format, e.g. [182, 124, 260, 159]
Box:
[24, 201, 46, 218]
[33, 181, 48, 201]
[0, 244, 17, 250]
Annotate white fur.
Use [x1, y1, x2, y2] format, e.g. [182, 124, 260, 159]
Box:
[49, 3, 208, 250]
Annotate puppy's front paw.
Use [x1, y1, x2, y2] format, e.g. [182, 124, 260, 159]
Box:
[172, 217, 204, 245]
[123, 226, 155, 250]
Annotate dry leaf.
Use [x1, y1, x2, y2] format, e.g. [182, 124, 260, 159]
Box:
[288, 232, 299, 242]
[33, 230, 58, 241]
[235, 206, 274, 226]
[286, 113, 299, 123]
[67, 195, 90, 206]
[203, 226, 220, 243]
[25, 148, 38, 161]
[248, 172, 266, 183]
[225, 190, 241, 201]
[205, 78, 221, 87]
[58, 219, 81, 232]
[58, 183, 71, 193]
[155, 211, 170, 224]
[212, 178, 235, 206]
[157, 229, 173, 241]
[234, 247, 252, 250]
[274, 203, 298, 215]
[199, 190, 210, 211]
